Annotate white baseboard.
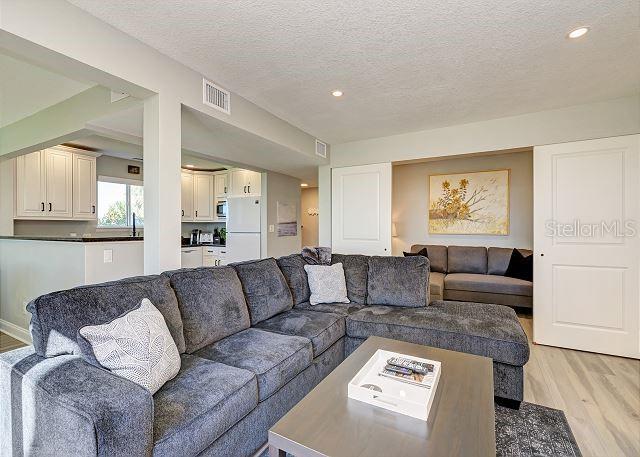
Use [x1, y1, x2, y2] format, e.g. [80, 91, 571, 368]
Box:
[0, 319, 31, 344]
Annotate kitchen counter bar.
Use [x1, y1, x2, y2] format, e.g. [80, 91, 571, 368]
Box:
[0, 236, 143, 242]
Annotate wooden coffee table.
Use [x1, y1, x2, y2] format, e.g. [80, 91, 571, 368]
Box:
[268, 336, 495, 456]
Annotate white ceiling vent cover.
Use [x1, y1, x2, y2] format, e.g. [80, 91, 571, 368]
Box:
[315, 139, 327, 158]
[203, 78, 230, 114]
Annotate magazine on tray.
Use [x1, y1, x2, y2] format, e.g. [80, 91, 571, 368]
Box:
[378, 356, 437, 388]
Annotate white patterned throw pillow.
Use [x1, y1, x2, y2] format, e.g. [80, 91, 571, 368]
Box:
[78, 298, 181, 394]
[304, 262, 350, 305]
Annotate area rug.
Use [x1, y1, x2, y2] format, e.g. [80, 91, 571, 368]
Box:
[259, 401, 582, 457]
[496, 401, 582, 457]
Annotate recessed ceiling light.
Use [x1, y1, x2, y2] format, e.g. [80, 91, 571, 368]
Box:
[185, 164, 194, 168]
[301, 183, 309, 187]
[332, 90, 343, 97]
[567, 27, 589, 39]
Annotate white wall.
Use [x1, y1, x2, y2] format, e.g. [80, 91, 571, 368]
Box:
[84, 241, 144, 285]
[264, 171, 301, 258]
[392, 150, 533, 255]
[301, 187, 319, 247]
[320, 95, 640, 244]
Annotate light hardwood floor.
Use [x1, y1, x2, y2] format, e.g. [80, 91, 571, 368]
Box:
[520, 317, 640, 457]
[1, 323, 639, 456]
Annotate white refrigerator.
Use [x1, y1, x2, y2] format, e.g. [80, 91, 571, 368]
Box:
[226, 197, 261, 263]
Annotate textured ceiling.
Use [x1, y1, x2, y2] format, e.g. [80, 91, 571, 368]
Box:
[69, 0, 640, 144]
[0, 53, 92, 127]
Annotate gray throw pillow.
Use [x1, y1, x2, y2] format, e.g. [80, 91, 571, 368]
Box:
[304, 263, 350, 305]
[78, 298, 181, 394]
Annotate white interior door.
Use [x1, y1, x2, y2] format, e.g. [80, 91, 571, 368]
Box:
[332, 163, 392, 255]
[534, 135, 639, 358]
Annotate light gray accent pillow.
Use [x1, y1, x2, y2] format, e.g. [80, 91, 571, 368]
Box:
[304, 263, 350, 306]
[78, 298, 181, 394]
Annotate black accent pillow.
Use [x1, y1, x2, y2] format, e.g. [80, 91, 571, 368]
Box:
[403, 248, 428, 258]
[505, 249, 533, 281]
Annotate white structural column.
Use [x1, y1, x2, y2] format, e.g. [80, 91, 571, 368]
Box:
[143, 94, 182, 274]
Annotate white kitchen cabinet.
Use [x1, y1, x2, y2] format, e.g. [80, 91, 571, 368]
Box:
[72, 153, 97, 220]
[15, 147, 96, 220]
[15, 150, 46, 217]
[203, 246, 227, 266]
[181, 246, 203, 268]
[45, 148, 73, 218]
[214, 172, 228, 197]
[193, 172, 214, 221]
[181, 171, 194, 221]
[229, 169, 261, 196]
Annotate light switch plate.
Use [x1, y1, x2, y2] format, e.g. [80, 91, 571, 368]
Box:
[103, 249, 113, 263]
[269, 225, 275, 233]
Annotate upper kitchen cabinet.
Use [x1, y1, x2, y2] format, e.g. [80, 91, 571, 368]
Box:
[181, 169, 219, 222]
[193, 172, 214, 221]
[214, 172, 228, 197]
[72, 153, 97, 220]
[15, 147, 95, 220]
[15, 150, 46, 217]
[181, 171, 194, 221]
[229, 169, 261, 196]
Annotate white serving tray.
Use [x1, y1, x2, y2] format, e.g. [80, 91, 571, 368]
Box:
[347, 349, 441, 421]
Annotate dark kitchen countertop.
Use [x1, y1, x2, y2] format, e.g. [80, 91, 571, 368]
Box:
[181, 242, 226, 248]
[0, 235, 143, 243]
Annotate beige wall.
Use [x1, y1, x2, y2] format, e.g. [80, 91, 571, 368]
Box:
[264, 171, 302, 258]
[301, 187, 319, 247]
[392, 149, 533, 255]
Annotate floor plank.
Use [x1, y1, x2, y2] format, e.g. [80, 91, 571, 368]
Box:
[519, 316, 640, 457]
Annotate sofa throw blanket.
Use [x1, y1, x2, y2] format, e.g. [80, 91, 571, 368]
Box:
[302, 246, 332, 265]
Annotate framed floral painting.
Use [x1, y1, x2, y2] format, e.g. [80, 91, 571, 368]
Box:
[428, 169, 510, 235]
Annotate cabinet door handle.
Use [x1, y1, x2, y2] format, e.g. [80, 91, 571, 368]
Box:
[243, 185, 246, 193]
[182, 209, 184, 216]
[92, 205, 95, 214]
[248, 185, 250, 194]
[195, 210, 198, 217]
[48, 203, 52, 212]
[224, 186, 227, 193]
[41, 202, 45, 212]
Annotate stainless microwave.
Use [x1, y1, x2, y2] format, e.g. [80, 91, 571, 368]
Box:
[216, 199, 227, 219]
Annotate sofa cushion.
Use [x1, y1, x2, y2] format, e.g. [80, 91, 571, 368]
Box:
[153, 354, 257, 456]
[505, 249, 533, 282]
[429, 272, 445, 298]
[447, 246, 487, 274]
[28, 275, 185, 357]
[78, 298, 181, 394]
[488, 247, 533, 275]
[367, 256, 429, 308]
[255, 309, 345, 357]
[304, 263, 350, 305]
[195, 328, 312, 401]
[232, 258, 294, 325]
[410, 244, 448, 273]
[331, 254, 369, 304]
[346, 300, 529, 366]
[164, 267, 251, 353]
[445, 273, 533, 296]
[294, 300, 364, 316]
[276, 254, 310, 305]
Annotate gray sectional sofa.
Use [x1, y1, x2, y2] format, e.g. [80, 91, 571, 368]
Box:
[411, 244, 533, 308]
[0, 253, 529, 457]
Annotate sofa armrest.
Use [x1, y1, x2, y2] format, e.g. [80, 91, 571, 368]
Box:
[1, 346, 153, 457]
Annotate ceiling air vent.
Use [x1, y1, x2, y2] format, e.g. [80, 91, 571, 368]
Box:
[315, 139, 327, 158]
[203, 78, 230, 114]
